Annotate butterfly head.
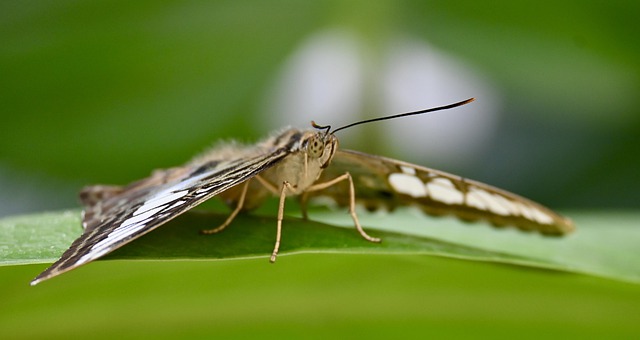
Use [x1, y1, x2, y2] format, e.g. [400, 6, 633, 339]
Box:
[305, 127, 338, 169]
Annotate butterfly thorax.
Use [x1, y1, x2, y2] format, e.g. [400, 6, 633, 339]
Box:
[217, 128, 338, 209]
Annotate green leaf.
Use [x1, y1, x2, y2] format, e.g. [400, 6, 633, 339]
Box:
[2, 209, 638, 284]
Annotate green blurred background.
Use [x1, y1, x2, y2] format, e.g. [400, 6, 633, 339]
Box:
[1, 0, 638, 216]
[1, 0, 639, 337]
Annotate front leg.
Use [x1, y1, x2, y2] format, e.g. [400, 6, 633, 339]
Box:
[200, 180, 250, 235]
[270, 181, 295, 263]
[306, 172, 381, 243]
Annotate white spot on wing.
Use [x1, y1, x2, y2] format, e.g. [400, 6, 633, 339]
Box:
[400, 166, 416, 175]
[76, 248, 110, 266]
[530, 205, 553, 224]
[134, 189, 189, 216]
[506, 201, 554, 224]
[491, 195, 518, 216]
[122, 205, 166, 229]
[518, 203, 535, 221]
[168, 200, 187, 209]
[466, 188, 488, 210]
[389, 173, 427, 198]
[425, 177, 464, 205]
[484, 194, 511, 216]
[466, 188, 518, 216]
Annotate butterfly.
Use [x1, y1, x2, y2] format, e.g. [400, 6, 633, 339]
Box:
[30, 98, 574, 285]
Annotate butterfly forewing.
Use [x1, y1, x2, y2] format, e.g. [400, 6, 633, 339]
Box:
[30, 138, 299, 285]
[308, 150, 574, 235]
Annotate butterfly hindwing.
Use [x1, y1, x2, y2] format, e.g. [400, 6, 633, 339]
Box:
[308, 149, 574, 235]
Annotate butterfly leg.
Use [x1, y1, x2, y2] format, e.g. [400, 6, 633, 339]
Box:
[270, 181, 294, 263]
[253, 174, 280, 194]
[200, 180, 250, 234]
[299, 192, 310, 220]
[306, 172, 381, 243]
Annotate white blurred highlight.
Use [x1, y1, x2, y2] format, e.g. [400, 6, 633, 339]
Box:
[266, 29, 501, 167]
[265, 29, 364, 129]
[381, 37, 501, 166]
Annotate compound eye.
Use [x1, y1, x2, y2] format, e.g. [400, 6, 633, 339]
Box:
[307, 136, 325, 158]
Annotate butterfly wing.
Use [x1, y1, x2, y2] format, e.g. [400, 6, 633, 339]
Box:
[31, 148, 292, 285]
[308, 149, 574, 235]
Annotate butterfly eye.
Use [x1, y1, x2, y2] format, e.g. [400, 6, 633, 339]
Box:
[307, 136, 325, 158]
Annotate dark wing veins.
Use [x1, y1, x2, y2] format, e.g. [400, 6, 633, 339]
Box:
[31, 149, 290, 285]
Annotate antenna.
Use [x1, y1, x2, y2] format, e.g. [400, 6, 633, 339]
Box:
[324, 98, 475, 134]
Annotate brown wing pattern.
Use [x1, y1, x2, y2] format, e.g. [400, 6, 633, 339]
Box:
[30, 150, 290, 285]
[308, 150, 574, 235]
